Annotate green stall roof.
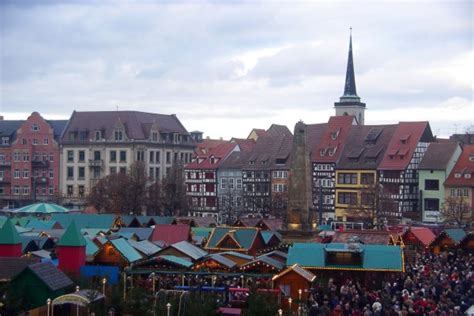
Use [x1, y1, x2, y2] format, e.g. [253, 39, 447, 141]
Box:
[0, 218, 21, 245]
[110, 238, 143, 263]
[58, 221, 86, 247]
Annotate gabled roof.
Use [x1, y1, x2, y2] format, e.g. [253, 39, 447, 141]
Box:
[61, 111, 190, 143]
[312, 116, 355, 163]
[149, 224, 190, 246]
[205, 227, 260, 251]
[201, 253, 237, 269]
[272, 264, 316, 282]
[0, 257, 39, 281]
[186, 142, 238, 170]
[419, 142, 460, 170]
[109, 238, 143, 263]
[0, 218, 21, 244]
[128, 239, 161, 256]
[51, 214, 117, 230]
[156, 255, 193, 268]
[444, 228, 467, 244]
[26, 262, 73, 291]
[444, 144, 474, 187]
[118, 227, 154, 241]
[261, 231, 282, 245]
[58, 221, 86, 247]
[378, 121, 433, 171]
[230, 138, 256, 152]
[84, 237, 99, 257]
[241, 254, 285, 271]
[402, 227, 436, 247]
[287, 243, 404, 272]
[164, 240, 208, 261]
[337, 124, 397, 170]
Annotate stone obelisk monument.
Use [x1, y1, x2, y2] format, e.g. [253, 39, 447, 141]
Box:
[280, 121, 317, 243]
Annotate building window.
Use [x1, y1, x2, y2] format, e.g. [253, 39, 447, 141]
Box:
[229, 178, 234, 189]
[14, 169, 20, 178]
[78, 185, 85, 198]
[337, 192, 357, 205]
[221, 178, 227, 189]
[166, 152, 171, 164]
[155, 167, 160, 179]
[23, 169, 29, 178]
[156, 151, 161, 163]
[32, 139, 38, 145]
[110, 167, 117, 174]
[22, 186, 30, 195]
[78, 150, 85, 162]
[22, 139, 27, 145]
[23, 153, 29, 161]
[2, 137, 8, 145]
[95, 130, 102, 141]
[361, 173, 374, 185]
[93, 167, 100, 178]
[13, 186, 20, 195]
[67, 167, 74, 179]
[94, 151, 101, 161]
[78, 167, 85, 180]
[67, 150, 74, 162]
[454, 173, 461, 178]
[136, 150, 145, 161]
[152, 132, 158, 142]
[49, 186, 54, 195]
[149, 151, 154, 163]
[43, 138, 49, 145]
[114, 130, 123, 141]
[424, 179, 439, 191]
[49, 170, 54, 179]
[119, 167, 126, 174]
[119, 151, 126, 162]
[49, 154, 54, 161]
[424, 198, 439, 211]
[337, 173, 358, 185]
[110, 151, 117, 162]
[67, 185, 73, 196]
[31, 124, 40, 131]
[236, 178, 242, 189]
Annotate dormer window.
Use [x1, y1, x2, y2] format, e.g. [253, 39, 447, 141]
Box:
[1, 137, 8, 145]
[400, 134, 410, 144]
[31, 124, 40, 131]
[152, 132, 158, 142]
[469, 156, 474, 162]
[114, 130, 123, 141]
[331, 129, 340, 140]
[328, 148, 335, 156]
[454, 173, 461, 178]
[320, 149, 326, 157]
[95, 130, 102, 141]
[465, 173, 472, 179]
[249, 160, 255, 165]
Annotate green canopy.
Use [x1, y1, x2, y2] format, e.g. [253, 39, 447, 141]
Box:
[0, 218, 21, 245]
[13, 202, 70, 214]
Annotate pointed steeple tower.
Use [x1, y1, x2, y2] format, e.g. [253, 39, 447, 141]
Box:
[0, 218, 22, 257]
[335, 28, 366, 125]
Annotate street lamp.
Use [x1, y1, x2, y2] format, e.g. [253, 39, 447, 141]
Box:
[102, 278, 107, 296]
[298, 289, 302, 301]
[278, 309, 283, 316]
[75, 286, 80, 316]
[240, 275, 244, 288]
[151, 272, 156, 294]
[212, 275, 217, 287]
[47, 298, 51, 316]
[166, 303, 171, 316]
[288, 297, 292, 311]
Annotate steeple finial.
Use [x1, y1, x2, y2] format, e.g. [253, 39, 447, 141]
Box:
[343, 28, 358, 98]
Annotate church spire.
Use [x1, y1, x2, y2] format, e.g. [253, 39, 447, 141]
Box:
[343, 28, 358, 98]
[334, 28, 366, 125]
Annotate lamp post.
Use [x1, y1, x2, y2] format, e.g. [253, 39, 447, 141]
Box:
[75, 286, 80, 316]
[212, 275, 216, 287]
[47, 298, 51, 316]
[240, 275, 244, 288]
[123, 272, 127, 300]
[102, 278, 107, 296]
[288, 297, 292, 312]
[298, 289, 302, 315]
[166, 303, 171, 316]
[278, 309, 283, 316]
[151, 272, 156, 294]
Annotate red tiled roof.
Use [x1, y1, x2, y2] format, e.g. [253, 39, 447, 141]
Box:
[230, 138, 256, 152]
[445, 144, 474, 187]
[378, 121, 432, 170]
[149, 224, 190, 246]
[186, 142, 238, 170]
[311, 116, 355, 162]
[403, 227, 436, 247]
[195, 139, 229, 155]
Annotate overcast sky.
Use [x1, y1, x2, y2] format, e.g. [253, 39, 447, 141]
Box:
[1, 0, 472, 139]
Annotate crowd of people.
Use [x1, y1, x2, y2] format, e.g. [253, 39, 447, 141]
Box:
[307, 251, 474, 315]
